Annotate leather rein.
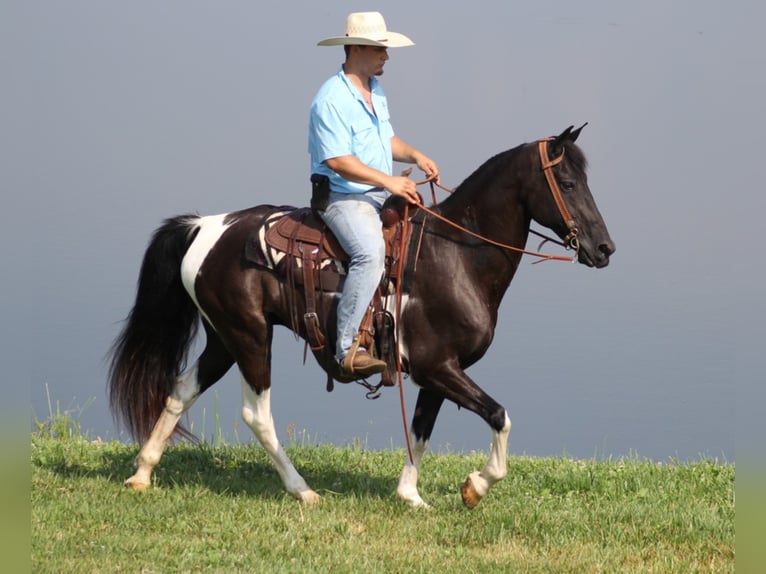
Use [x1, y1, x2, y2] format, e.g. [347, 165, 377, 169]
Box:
[413, 138, 580, 264]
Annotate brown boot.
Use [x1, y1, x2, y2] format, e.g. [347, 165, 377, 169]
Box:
[340, 348, 386, 378]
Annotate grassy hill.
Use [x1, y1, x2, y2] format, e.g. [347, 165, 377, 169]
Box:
[32, 416, 734, 573]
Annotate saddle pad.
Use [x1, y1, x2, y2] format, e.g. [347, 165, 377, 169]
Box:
[243, 208, 288, 270]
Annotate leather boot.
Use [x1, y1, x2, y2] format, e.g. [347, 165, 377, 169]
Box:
[340, 348, 386, 378]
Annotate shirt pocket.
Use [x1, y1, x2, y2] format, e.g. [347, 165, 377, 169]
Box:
[376, 101, 390, 123]
[375, 102, 393, 140]
[349, 120, 379, 154]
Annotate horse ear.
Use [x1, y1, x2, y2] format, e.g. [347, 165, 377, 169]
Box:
[551, 123, 588, 156]
[557, 126, 574, 141]
[550, 126, 574, 157]
[569, 122, 588, 143]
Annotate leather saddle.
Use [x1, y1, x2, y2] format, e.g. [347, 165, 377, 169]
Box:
[255, 195, 419, 389]
[264, 208, 345, 262]
[263, 195, 415, 285]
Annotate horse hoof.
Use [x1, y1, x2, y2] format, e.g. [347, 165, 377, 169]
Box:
[398, 491, 431, 509]
[298, 490, 322, 505]
[411, 499, 432, 510]
[124, 477, 151, 491]
[460, 473, 483, 509]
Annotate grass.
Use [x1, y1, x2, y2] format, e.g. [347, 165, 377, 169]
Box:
[31, 414, 734, 573]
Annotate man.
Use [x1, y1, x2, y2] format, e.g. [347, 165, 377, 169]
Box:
[309, 11, 439, 378]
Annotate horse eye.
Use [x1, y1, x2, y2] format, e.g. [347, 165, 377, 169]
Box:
[561, 181, 575, 192]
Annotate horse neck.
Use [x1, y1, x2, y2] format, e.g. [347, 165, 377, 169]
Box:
[432, 158, 532, 294]
[441, 146, 531, 244]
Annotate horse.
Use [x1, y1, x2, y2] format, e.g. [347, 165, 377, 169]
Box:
[108, 124, 615, 508]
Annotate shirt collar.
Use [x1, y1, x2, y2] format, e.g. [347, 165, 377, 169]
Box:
[338, 66, 380, 101]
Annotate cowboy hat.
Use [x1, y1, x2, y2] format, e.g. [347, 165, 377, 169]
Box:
[317, 11, 414, 48]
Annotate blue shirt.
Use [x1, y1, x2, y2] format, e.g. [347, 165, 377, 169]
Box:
[308, 67, 395, 194]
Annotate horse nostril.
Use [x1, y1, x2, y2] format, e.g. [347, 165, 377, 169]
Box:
[599, 242, 615, 257]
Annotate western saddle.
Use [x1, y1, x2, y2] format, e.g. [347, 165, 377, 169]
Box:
[259, 195, 418, 390]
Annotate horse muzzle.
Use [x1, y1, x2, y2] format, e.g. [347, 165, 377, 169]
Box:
[577, 238, 615, 268]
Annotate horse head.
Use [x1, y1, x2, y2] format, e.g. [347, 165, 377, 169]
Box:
[533, 124, 615, 268]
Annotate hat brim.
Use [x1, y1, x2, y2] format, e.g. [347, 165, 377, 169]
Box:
[317, 31, 414, 48]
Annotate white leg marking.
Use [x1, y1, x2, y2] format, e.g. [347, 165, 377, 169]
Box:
[388, 293, 411, 364]
[396, 434, 430, 508]
[482, 412, 511, 484]
[462, 413, 511, 507]
[180, 213, 233, 318]
[126, 364, 202, 490]
[240, 379, 320, 504]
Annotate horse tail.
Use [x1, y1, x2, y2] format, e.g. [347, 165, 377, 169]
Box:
[108, 215, 201, 443]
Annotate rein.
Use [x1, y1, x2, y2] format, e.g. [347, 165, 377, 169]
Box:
[394, 204, 414, 464]
[412, 139, 580, 264]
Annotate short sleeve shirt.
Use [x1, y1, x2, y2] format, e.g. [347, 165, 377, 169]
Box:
[308, 67, 395, 194]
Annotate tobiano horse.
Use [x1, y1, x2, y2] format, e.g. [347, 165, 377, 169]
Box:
[108, 125, 615, 508]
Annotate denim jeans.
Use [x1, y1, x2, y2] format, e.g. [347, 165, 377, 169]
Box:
[319, 189, 388, 362]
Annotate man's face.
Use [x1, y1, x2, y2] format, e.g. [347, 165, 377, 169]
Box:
[357, 45, 389, 76]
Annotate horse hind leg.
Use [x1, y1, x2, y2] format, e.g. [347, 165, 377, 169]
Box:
[125, 327, 234, 490]
[125, 364, 202, 490]
[240, 380, 320, 504]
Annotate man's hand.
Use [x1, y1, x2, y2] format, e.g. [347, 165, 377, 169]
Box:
[392, 136, 440, 184]
[414, 152, 439, 184]
[385, 175, 421, 205]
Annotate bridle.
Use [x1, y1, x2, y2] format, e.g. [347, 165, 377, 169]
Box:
[414, 138, 581, 263]
[538, 138, 579, 252]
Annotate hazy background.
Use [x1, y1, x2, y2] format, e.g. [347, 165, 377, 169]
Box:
[6, 1, 762, 462]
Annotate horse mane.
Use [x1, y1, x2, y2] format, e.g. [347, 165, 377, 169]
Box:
[449, 145, 523, 196]
[444, 137, 583, 196]
[453, 138, 589, 195]
[562, 139, 588, 174]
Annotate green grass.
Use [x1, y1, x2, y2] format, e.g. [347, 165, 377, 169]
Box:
[32, 415, 734, 573]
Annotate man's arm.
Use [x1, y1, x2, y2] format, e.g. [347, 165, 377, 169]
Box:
[325, 155, 422, 204]
[391, 136, 440, 182]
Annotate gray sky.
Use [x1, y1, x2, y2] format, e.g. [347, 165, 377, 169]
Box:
[5, 1, 762, 461]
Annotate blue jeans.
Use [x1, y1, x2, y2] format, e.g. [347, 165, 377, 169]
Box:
[319, 190, 388, 362]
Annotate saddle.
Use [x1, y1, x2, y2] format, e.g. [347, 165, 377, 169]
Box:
[264, 208, 345, 262]
[258, 195, 419, 389]
[264, 200, 410, 276]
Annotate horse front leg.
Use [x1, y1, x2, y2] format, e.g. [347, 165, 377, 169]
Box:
[407, 361, 512, 508]
[396, 389, 444, 508]
[240, 379, 320, 504]
[125, 365, 201, 490]
[460, 411, 511, 508]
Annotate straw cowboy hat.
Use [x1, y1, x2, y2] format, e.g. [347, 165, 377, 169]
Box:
[317, 11, 414, 48]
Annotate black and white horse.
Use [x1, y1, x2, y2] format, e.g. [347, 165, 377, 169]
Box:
[108, 125, 615, 507]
